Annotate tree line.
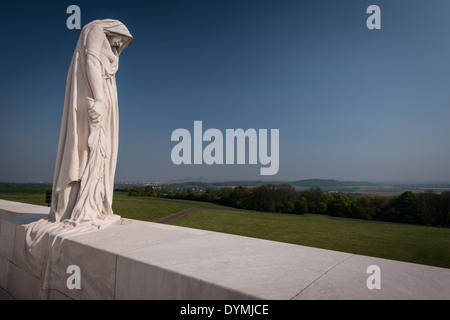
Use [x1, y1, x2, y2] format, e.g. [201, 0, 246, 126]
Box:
[120, 184, 450, 228]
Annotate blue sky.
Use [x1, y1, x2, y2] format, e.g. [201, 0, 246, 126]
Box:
[1, 0, 450, 183]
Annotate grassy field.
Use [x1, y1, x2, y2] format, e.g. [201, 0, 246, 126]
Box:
[0, 193, 51, 206]
[0, 192, 196, 222]
[1, 192, 449, 269]
[112, 195, 194, 222]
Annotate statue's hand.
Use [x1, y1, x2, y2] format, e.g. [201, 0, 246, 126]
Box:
[88, 100, 105, 124]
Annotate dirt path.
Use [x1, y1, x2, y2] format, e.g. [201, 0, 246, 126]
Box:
[157, 206, 201, 224]
[156, 199, 253, 224]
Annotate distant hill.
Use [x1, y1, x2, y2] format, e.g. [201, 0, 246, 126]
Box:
[291, 179, 372, 188]
[0, 179, 374, 191]
[149, 179, 373, 190]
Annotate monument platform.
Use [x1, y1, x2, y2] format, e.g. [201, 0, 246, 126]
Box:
[0, 199, 449, 300]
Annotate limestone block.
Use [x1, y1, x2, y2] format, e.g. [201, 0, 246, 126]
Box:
[0, 219, 17, 261]
[294, 254, 450, 300]
[10, 214, 49, 272]
[47, 238, 118, 300]
[0, 286, 14, 300]
[116, 231, 351, 300]
[5, 262, 41, 300]
[0, 210, 22, 232]
[0, 199, 50, 216]
[46, 289, 72, 300]
[0, 256, 9, 289]
[116, 255, 257, 299]
[1, 200, 450, 300]
[67, 218, 211, 254]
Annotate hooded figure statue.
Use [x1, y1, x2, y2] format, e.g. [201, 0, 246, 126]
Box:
[49, 19, 133, 225]
[19, 20, 133, 297]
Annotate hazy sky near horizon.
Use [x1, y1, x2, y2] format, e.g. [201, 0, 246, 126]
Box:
[1, 0, 450, 183]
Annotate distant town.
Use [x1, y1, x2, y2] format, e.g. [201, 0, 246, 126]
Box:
[113, 178, 450, 198]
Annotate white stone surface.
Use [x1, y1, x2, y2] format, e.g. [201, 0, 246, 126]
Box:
[115, 231, 351, 300]
[4, 261, 42, 300]
[0, 199, 50, 215]
[1, 200, 450, 300]
[294, 253, 450, 300]
[0, 256, 8, 289]
[0, 286, 14, 300]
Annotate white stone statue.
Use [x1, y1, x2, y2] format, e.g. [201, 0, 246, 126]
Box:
[49, 19, 133, 225]
[20, 20, 133, 294]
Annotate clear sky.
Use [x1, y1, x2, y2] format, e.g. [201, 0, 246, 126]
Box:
[1, 0, 450, 183]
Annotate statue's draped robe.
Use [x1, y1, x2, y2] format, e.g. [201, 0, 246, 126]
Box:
[51, 19, 132, 224]
[20, 20, 133, 298]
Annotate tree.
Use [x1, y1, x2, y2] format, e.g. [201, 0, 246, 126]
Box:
[326, 194, 355, 217]
[293, 197, 308, 214]
[300, 188, 323, 213]
[387, 191, 419, 224]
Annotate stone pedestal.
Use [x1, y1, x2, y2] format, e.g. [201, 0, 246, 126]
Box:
[1, 199, 449, 300]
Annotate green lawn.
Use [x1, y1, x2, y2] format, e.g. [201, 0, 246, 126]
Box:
[0, 193, 195, 222]
[154, 197, 236, 209]
[0, 193, 51, 206]
[112, 195, 194, 222]
[1, 192, 449, 269]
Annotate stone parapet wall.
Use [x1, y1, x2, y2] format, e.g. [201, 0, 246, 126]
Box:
[0, 199, 449, 300]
